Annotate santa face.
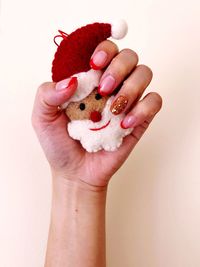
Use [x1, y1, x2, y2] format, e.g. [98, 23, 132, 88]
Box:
[66, 91, 133, 153]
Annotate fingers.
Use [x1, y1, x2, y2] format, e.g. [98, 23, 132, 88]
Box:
[104, 93, 162, 165]
[110, 65, 153, 115]
[32, 77, 78, 124]
[90, 41, 152, 119]
[90, 40, 119, 70]
[121, 92, 163, 129]
[97, 48, 139, 96]
[89, 41, 139, 97]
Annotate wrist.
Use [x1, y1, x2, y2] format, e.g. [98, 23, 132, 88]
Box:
[51, 169, 109, 193]
[50, 174, 107, 243]
[46, 172, 107, 267]
[51, 174, 108, 207]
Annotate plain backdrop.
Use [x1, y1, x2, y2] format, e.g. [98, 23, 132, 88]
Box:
[0, 0, 200, 266]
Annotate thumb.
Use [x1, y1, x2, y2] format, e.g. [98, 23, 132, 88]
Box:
[39, 77, 77, 106]
[32, 77, 78, 118]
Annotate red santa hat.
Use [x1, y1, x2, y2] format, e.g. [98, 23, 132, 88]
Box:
[52, 19, 128, 108]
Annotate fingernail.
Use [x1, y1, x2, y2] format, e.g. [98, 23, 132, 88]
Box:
[90, 51, 108, 70]
[56, 77, 77, 91]
[98, 75, 116, 95]
[121, 115, 136, 129]
[110, 95, 128, 115]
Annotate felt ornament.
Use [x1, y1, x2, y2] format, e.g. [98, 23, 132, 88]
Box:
[52, 19, 133, 153]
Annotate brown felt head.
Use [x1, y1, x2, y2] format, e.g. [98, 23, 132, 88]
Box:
[65, 88, 109, 121]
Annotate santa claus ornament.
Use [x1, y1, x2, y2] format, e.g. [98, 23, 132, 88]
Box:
[52, 19, 133, 152]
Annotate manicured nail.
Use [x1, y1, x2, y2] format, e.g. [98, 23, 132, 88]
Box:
[90, 51, 108, 70]
[56, 77, 77, 91]
[98, 75, 116, 95]
[121, 115, 136, 129]
[110, 95, 128, 115]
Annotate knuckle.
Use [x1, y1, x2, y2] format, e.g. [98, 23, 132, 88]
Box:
[37, 82, 55, 103]
[152, 92, 163, 108]
[109, 50, 139, 78]
[111, 59, 127, 77]
[106, 40, 119, 53]
[123, 79, 139, 97]
[37, 82, 49, 94]
[148, 92, 163, 115]
[98, 39, 119, 54]
[121, 48, 139, 63]
[138, 64, 153, 79]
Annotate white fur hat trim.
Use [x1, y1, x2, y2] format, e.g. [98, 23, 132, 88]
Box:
[61, 69, 102, 109]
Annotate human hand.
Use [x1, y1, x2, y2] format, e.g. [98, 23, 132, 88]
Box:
[32, 40, 162, 188]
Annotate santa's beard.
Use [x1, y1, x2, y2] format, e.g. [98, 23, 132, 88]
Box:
[67, 97, 133, 152]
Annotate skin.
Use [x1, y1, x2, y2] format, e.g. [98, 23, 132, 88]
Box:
[32, 40, 162, 267]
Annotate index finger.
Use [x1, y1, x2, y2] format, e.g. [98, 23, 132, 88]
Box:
[90, 40, 119, 70]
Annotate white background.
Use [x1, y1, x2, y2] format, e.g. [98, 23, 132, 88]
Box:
[0, 0, 200, 266]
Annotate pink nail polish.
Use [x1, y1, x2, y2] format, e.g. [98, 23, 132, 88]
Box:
[56, 77, 77, 91]
[90, 51, 108, 70]
[98, 75, 115, 95]
[121, 115, 136, 129]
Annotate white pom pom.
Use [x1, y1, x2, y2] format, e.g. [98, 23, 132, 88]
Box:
[111, 19, 128, 40]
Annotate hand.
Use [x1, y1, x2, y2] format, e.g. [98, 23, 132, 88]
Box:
[32, 40, 162, 188]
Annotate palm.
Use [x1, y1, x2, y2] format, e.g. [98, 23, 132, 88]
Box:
[41, 111, 149, 187]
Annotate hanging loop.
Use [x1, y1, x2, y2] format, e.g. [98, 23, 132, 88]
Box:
[54, 30, 69, 46]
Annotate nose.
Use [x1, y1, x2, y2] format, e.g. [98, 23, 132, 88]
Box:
[90, 111, 102, 122]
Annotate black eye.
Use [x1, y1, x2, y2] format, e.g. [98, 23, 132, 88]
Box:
[95, 93, 102, 100]
[79, 103, 86, 110]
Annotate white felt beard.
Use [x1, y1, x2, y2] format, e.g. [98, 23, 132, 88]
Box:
[67, 97, 133, 153]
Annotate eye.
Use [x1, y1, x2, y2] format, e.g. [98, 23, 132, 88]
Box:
[95, 93, 102, 100]
[79, 103, 86, 111]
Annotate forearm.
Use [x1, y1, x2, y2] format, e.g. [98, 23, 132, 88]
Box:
[45, 176, 107, 267]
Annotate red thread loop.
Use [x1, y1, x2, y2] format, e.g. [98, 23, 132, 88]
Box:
[54, 30, 69, 46]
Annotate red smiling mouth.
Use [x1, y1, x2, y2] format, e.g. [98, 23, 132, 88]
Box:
[89, 120, 111, 131]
